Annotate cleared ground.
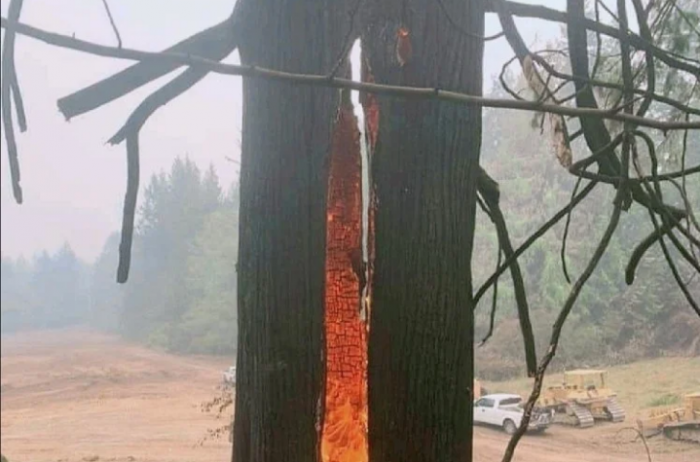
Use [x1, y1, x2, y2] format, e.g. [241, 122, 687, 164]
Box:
[1, 330, 699, 462]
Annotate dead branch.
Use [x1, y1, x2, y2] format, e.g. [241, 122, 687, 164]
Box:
[56, 11, 239, 120]
[631, 132, 700, 315]
[477, 168, 537, 377]
[2, 16, 698, 132]
[116, 134, 139, 283]
[1, 0, 26, 204]
[560, 175, 585, 283]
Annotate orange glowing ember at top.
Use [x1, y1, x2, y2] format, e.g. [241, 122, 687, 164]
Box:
[396, 26, 412, 67]
[322, 91, 368, 462]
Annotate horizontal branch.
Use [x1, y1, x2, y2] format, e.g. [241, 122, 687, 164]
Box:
[2, 17, 699, 131]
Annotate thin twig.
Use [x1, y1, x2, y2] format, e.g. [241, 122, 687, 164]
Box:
[614, 427, 653, 462]
[100, 0, 122, 48]
[437, 0, 505, 41]
[326, 0, 364, 78]
[2, 17, 699, 131]
[487, 0, 700, 74]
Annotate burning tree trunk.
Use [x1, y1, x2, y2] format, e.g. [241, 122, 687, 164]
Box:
[322, 85, 368, 462]
[232, 2, 351, 461]
[362, 1, 485, 461]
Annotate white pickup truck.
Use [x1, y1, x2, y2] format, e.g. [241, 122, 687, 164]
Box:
[223, 366, 236, 385]
[474, 393, 551, 434]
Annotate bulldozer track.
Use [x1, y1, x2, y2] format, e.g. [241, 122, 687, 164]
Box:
[605, 397, 626, 423]
[549, 403, 596, 428]
[663, 421, 700, 444]
[571, 403, 595, 428]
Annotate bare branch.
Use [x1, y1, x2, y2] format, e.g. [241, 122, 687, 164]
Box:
[477, 168, 537, 376]
[2, 16, 698, 131]
[56, 13, 239, 120]
[437, 0, 505, 41]
[487, 0, 700, 75]
[1, 0, 26, 204]
[560, 174, 585, 283]
[117, 133, 139, 283]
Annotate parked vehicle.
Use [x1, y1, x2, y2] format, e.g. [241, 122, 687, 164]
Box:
[223, 366, 236, 385]
[474, 393, 551, 435]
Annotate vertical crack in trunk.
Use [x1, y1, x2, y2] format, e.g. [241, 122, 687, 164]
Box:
[360, 50, 380, 328]
[322, 84, 368, 462]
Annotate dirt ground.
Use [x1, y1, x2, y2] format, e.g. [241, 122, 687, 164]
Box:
[1, 330, 698, 462]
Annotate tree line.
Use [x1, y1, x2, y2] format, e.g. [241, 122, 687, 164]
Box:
[1, 157, 240, 355]
[2, 102, 696, 369]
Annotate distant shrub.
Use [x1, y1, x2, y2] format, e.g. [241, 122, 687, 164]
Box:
[647, 393, 681, 407]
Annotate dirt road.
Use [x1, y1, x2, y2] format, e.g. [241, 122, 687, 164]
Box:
[1, 330, 698, 462]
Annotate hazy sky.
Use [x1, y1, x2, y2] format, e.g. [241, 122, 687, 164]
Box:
[0, 0, 561, 262]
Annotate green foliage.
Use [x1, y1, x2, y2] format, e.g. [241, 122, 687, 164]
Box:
[1, 156, 239, 356]
[90, 157, 240, 355]
[647, 393, 682, 408]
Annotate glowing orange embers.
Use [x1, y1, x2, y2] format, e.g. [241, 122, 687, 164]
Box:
[322, 89, 368, 462]
[396, 26, 412, 67]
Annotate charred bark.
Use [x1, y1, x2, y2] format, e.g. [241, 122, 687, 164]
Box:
[362, 1, 485, 461]
[232, 2, 351, 461]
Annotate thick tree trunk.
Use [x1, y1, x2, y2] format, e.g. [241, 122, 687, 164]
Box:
[232, 2, 350, 461]
[363, 1, 485, 461]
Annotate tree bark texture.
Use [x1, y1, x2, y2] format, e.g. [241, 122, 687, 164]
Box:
[232, 2, 351, 461]
[363, 1, 485, 461]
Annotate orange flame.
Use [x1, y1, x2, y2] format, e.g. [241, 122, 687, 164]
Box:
[322, 91, 368, 462]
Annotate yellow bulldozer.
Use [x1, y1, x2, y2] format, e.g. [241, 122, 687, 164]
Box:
[637, 392, 700, 444]
[473, 379, 488, 400]
[537, 369, 625, 428]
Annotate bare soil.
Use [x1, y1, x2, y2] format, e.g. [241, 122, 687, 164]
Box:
[2, 329, 698, 462]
